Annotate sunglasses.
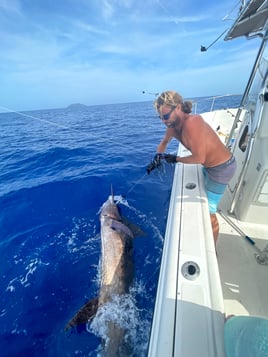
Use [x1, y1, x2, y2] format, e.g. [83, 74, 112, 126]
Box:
[159, 106, 176, 120]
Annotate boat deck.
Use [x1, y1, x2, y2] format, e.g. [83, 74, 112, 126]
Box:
[217, 212, 268, 319]
[148, 142, 268, 356]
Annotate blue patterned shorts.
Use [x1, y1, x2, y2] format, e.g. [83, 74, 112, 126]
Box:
[203, 156, 236, 213]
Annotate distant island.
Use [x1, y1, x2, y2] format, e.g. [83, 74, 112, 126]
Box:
[67, 103, 88, 110]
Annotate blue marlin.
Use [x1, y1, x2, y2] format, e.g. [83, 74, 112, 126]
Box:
[65, 191, 143, 355]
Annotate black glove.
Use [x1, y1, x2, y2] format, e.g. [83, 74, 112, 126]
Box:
[163, 154, 177, 163]
[146, 153, 164, 174]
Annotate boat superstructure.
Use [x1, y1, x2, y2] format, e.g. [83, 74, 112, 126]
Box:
[148, 1, 268, 356]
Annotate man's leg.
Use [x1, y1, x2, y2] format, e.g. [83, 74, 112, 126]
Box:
[210, 213, 219, 245]
[203, 168, 226, 247]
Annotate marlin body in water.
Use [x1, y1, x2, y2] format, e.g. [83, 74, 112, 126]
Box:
[66, 193, 142, 355]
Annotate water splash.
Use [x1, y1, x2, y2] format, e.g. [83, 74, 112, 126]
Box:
[88, 289, 151, 356]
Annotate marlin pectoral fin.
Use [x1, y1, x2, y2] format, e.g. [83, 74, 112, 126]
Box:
[121, 217, 147, 238]
[111, 220, 134, 238]
[65, 297, 99, 331]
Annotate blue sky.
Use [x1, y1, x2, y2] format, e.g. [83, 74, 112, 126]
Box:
[0, 0, 261, 111]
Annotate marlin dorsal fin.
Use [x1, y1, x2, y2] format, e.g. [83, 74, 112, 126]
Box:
[110, 184, 114, 203]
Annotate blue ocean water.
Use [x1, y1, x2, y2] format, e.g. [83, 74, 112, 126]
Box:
[0, 95, 241, 356]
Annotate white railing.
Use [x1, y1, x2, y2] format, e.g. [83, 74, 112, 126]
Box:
[191, 94, 242, 113]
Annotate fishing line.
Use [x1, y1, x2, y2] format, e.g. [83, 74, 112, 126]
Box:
[0, 105, 69, 129]
[124, 173, 148, 197]
[142, 91, 159, 97]
[1, 103, 161, 197]
[0, 95, 169, 195]
[124, 160, 170, 198]
[0, 104, 157, 156]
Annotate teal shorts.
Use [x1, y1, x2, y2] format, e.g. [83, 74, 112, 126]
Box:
[203, 156, 236, 214]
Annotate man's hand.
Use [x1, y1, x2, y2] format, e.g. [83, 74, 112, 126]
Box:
[163, 154, 177, 163]
[146, 153, 164, 174]
[146, 153, 177, 174]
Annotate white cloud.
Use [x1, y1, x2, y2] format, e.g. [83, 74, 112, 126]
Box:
[0, 0, 261, 110]
[73, 20, 109, 36]
[102, 0, 115, 21]
[0, 0, 22, 14]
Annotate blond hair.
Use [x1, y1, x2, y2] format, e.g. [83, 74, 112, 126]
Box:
[154, 90, 192, 114]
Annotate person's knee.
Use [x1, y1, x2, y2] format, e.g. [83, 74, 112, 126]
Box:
[210, 213, 219, 242]
[210, 213, 219, 227]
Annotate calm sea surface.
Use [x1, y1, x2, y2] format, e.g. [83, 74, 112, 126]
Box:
[0, 95, 241, 356]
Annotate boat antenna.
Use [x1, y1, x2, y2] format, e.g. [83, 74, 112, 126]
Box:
[200, 28, 228, 52]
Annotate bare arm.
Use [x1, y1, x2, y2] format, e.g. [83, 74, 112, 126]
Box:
[157, 129, 174, 153]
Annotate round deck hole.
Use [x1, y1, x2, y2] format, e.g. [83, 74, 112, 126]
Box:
[181, 261, 200, 280]
[185, 182, 196, 190]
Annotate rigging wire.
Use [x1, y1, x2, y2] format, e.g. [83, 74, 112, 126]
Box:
[201, 1, 241, 52]
[200, 28, 228, 52]
[222, 0, 242, 21]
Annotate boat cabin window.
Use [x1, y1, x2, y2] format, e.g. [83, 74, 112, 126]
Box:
[239, 125, 249, 152]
